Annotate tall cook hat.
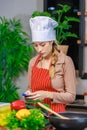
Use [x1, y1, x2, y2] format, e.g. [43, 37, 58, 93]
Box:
[29, 16, 58, 42]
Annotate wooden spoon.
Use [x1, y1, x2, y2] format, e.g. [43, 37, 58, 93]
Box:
[38, 102, 69, 119]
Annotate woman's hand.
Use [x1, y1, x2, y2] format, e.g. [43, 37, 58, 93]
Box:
[27, 91, 53, 101]
[23, 90, 35, 101]
[25, 90, 32, 95]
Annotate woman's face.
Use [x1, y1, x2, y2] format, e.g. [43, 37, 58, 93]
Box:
[33, 41, 53, 58]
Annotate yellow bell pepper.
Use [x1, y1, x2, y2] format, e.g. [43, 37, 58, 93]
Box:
[16, 109, 30, 120]
[0, 112, 11, 126]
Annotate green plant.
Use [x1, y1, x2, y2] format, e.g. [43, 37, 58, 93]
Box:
[31, 4, 80, 45]
[0, 17, 34, 102]
[31, 11, 51, 18]
[52, 4, 80, 44]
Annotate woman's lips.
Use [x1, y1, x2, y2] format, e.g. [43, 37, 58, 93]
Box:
[40, 53, 44, 56]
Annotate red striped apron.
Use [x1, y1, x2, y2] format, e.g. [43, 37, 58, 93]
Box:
[31, 55, 65, 112]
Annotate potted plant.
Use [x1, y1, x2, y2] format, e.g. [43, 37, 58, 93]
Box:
[52, 4, 80, 44]
[0, 17, 34, 102]
[31, 4, 80, 54]
[51, 4, 80, 53]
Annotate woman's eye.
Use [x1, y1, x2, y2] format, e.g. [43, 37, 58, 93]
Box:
[41, 43, 46, 46]
[34, 44, 38, 47]
[34, 42, 46, 47]
[41, 44, 45, 47]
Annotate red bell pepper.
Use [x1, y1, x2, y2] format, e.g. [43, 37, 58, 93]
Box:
[11, 100, 26, 110]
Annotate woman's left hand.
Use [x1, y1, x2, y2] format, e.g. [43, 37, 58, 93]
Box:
[27, 91, 53, 101]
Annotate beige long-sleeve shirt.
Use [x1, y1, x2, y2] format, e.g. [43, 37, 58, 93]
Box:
[28, 51, 76, 104]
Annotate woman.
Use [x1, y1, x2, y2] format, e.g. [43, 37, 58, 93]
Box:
[24, 16, 76, 112]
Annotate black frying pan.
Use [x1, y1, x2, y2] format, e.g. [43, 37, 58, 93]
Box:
[49, 111, 87, 130]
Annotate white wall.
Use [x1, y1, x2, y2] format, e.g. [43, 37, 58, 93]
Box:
[0, 0, 43, 35]
[0, 0, 87, 98]
[0, 0, 43, 18]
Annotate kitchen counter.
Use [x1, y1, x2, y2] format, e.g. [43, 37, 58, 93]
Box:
[66, 99, 87, 112]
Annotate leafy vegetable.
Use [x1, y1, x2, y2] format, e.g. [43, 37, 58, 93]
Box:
[5, 108, 48, 130]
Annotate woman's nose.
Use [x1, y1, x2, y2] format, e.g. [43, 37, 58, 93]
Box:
[38, 46, 42, 52]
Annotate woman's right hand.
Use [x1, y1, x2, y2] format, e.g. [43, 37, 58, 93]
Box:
[23, 90, 37, 101]
[23, 90, 32, 101]
[25, 90, 32, 96]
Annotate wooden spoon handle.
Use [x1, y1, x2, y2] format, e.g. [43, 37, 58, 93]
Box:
[38, 102, 69, 119]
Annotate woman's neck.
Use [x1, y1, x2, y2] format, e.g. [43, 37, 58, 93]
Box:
[42, 51, 52, 60]
[40, 58, 51, 69]
[40, 53, 52, 69]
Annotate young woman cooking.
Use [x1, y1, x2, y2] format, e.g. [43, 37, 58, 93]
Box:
[24, 16, 76, 112]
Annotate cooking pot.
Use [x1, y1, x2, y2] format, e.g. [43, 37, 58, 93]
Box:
[49, 111, 87, 130]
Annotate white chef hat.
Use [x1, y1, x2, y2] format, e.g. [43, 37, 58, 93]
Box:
[29, 16, 58, 42]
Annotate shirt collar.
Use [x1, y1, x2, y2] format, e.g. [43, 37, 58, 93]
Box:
[57, 50, 65, 63]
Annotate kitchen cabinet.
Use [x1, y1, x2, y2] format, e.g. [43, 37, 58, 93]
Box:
[78, 0, 87, 79]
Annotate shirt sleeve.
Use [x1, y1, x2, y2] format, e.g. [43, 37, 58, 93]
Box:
[51, 56, 76, 104]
